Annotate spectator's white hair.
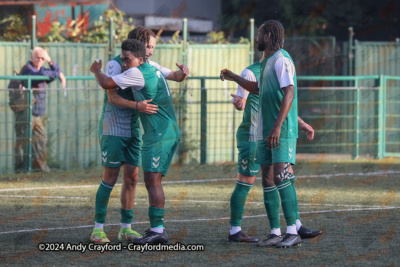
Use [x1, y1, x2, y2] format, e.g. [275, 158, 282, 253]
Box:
[31, 47, 45, 59]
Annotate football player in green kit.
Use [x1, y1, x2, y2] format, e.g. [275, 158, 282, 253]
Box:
[90, 27, 188, 244]
[91, 39, 180, 245]
[221, 20, 322, 248]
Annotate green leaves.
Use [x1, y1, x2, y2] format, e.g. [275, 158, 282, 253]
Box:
[0, 14, 30, 42]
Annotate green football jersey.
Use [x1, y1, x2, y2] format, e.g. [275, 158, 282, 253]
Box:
[257, 49, 298, 140]
[130, 63, 181, 142]
[98, 55, 139, 137]
[236, 61, 261, 143]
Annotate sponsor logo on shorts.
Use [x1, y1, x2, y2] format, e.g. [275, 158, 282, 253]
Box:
[110, 161, 120, 164]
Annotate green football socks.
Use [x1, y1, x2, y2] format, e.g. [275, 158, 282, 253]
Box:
[289, 174, 301, 220]
[263, 186, 281, 230]
[121, 208, 134, 224]
[277, 180, 297, 226]
[149, 206, 165, 228]
[230, 181, 253, 226]
[94, 181, 114, 224]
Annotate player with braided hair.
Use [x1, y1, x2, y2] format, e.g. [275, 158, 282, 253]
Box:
[221, 20, 322, 248]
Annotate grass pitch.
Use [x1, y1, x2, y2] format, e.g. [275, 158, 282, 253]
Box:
[0, 159, 399, 266]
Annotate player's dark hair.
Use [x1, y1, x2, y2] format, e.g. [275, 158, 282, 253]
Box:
[262, 20, 285, 50]
[121, 39, 146, 60]
[127, 27, 156, 44]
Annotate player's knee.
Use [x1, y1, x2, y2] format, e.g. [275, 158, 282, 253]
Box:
[262, 176, 275, 187]
[124, 176, 138, 188]
[273, 175, 282, 185]
[103, 175, 119, 186]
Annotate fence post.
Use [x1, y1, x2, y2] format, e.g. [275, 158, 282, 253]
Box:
[249, 18, 254, 64]
[348, 27, 354, 76]
[353, 77, 359, 159]
[28, 76, 33, 172]
[200, 78, 207, 164]
[177, 18, 188, 164]
[108, 18, 115, 61]
[377, 75, 384, 159]
[382, 75, 387, 158]
[31, 15, 37, 50]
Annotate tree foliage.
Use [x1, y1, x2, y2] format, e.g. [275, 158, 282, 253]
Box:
[0, 14, 30, 41]
[220, 0, 400, 41]
[1, 7, 135, 43]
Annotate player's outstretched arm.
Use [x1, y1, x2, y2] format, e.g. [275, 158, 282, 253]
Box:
[298, 117, 314, 140]
[220, 69, 259, 94]
[107, 89, 159, 114]
[166, 63, 189, 82]
[90, 60, 119, 89]
[266, 85, 295, 149]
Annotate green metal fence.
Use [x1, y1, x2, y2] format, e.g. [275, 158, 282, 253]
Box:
[1, 75, 399, 174]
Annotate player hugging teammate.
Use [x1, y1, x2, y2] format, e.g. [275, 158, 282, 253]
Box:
[90, 27, 188, 245]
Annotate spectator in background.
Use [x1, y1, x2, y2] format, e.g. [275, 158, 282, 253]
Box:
[15, 47, 66, 172]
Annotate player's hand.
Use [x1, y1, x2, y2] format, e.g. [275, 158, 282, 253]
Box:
[59, 72, 67, 89]
[299, 121, 314, 140]
[220, 69, 235, 81]
[266, 126, 281, 150]
[231, 94, 244, 110]
[176, 63, 189, 75]
[90, 60, 102, 73]
[137, 99, 159, 114]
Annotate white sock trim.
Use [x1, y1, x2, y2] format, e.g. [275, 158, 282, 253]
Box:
[151, 227, 164, 233]
[95, 222, 103, 229]
[296, 219, 302, 231]
[121, 223, 131, 229]
[230, 226, 241, 235]
[286, 225, 297, 235]
[271, 228, 281, 236]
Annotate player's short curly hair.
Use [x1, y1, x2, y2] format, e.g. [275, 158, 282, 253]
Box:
[127, 27, 156, 44]
[262, 20, 285, 50]
[121, 39, 146, 60]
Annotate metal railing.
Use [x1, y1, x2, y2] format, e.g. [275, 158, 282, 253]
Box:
[1, 75, 399, 174]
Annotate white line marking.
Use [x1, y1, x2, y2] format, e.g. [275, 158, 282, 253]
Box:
[0, 170, 399, 192]
[0, 206, 399, 235]
[0, 195, 397, 209]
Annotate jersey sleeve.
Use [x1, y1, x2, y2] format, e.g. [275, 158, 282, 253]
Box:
[235, 69, 256, 99]
[105, 60, 122, 77]
[148, 60, 172, 77]
[274, 57, 295, 88]
[111, 67, 145, 90]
